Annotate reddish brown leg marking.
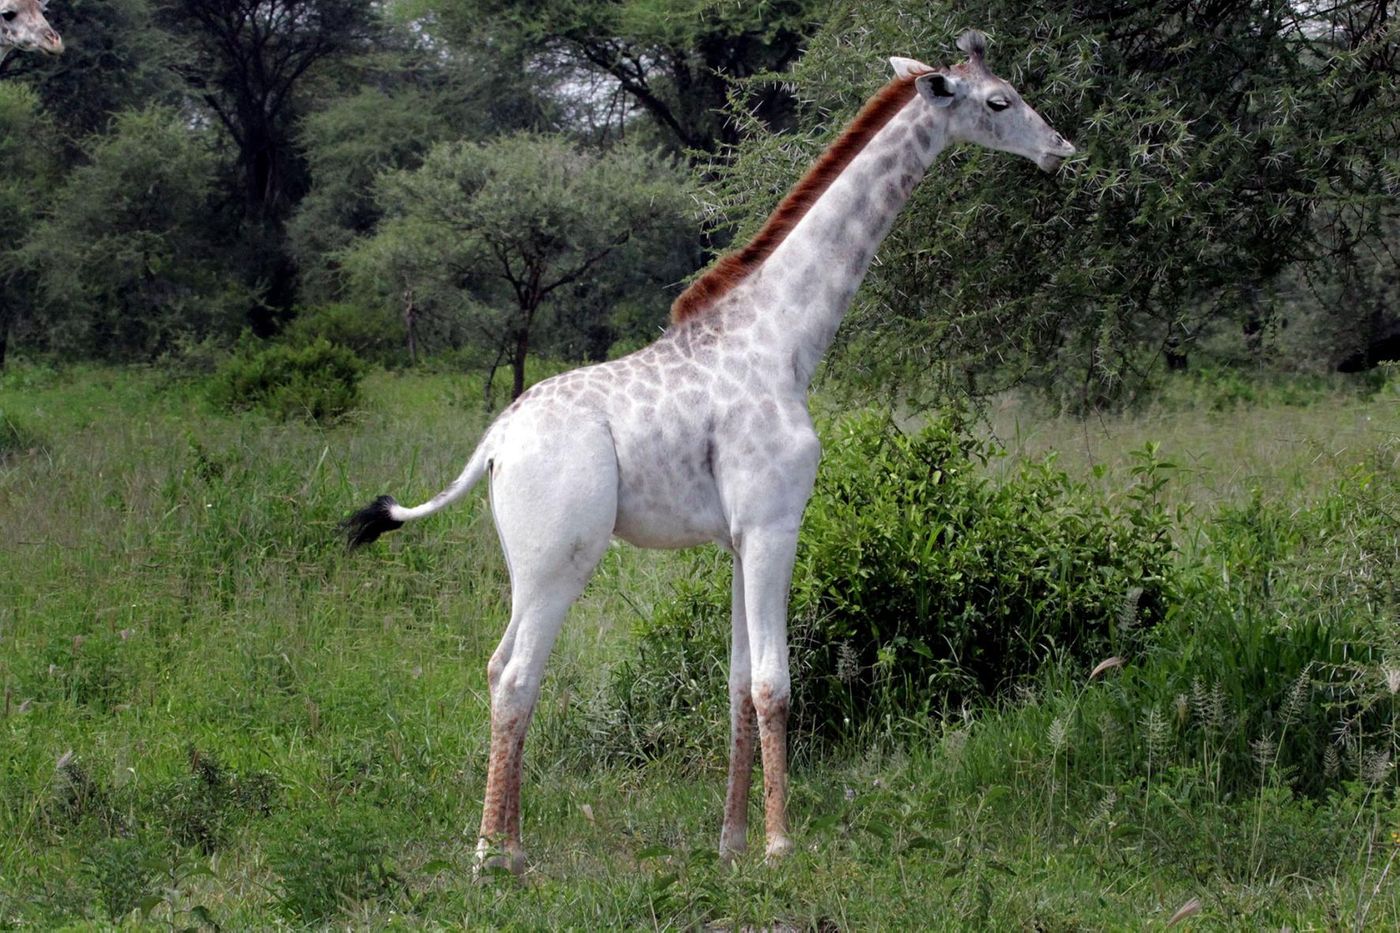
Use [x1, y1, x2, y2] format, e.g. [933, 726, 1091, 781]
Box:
[504, 729, 527, 842]
[755, 685, 792, 857]
[477, 711, 527, 875]
[720, 693, 757, 859]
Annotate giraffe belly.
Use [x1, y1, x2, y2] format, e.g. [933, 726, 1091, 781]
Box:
[613, 486, 727, 549]
[612, 457, 728, 550]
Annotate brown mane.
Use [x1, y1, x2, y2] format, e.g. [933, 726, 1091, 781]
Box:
[670, 73, 924, 324]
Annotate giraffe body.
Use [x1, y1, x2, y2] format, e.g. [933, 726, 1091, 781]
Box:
[345, 29, 1076, 874]
[0, 0, 62, 62]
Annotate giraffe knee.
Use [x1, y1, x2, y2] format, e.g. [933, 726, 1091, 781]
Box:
[729, 667, 752, 705]
[492, 661, 542, 718]
[486, 649, 509, 696]
[752, 673, 790, 721]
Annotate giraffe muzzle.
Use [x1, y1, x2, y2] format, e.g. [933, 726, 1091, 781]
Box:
[1037, 136, 1077, 172]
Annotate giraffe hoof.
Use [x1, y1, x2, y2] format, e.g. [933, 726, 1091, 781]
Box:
[474, 840, 526, 879]
[764, 836, 794, 862]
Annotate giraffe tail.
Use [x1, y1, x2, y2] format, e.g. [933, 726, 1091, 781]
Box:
[343, 434, 493, 549]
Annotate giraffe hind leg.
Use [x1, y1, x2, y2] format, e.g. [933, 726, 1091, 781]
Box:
[475, 421, 619, 876]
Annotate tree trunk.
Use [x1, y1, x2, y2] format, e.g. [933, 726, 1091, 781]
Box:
[402, 287, 417, 365]
[511, 326, 530, 400]
[483, 340, 508, 410]
[0, 294, 14, 369]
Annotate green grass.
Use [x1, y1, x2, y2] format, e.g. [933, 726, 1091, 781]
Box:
[986, 369, 1399, 510]
[1, 361, 1397, 928]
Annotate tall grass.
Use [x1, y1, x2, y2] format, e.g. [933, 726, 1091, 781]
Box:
[0, 360, 1396, 927]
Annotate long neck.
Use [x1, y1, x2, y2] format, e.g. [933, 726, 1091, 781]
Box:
[729, 99, 948, 388]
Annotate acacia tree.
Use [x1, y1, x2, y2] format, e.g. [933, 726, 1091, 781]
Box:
[288, 22, 561, 308]
[344, 132, 694, 398]
[436, 0, 827, 153]
[703, 0, 1400, 407]
[156, 0, 377, 320]
[18, 107, 247, 360]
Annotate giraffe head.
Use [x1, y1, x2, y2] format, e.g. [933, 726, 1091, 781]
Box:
[1, 0, 63, 57]
[892, 30, 1075, 172]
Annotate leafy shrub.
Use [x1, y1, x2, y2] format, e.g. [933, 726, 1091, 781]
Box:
[281, 303, 405, 366]
[0, 409, 46, 462]
[600, 410, 1179, 760]
[210, 337, 364, 422]
[157, 747, 278, 854]
[81, 835, 162, 922]
[268, 801, 404, 922]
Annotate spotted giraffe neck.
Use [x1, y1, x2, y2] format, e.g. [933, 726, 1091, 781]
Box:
[710, 90, 948, 389]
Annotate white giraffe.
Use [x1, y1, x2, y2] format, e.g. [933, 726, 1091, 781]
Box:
[345, 29, 1076, 875]
[0, 0, 62, 64]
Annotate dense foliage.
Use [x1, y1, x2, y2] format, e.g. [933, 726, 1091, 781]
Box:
[601, 410, 1178, 757]
[210, 337, 365, 421]
[702, 0, 1400, 406]
[17, 107, 244, 361]
[0, 1, 1393, 396]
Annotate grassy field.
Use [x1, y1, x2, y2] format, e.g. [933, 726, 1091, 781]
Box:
[1, 362, 1397, 929]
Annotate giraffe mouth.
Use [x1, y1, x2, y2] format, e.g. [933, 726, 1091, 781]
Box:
[1036, 140, 1076, 173]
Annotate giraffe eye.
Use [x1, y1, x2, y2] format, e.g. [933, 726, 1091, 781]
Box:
[987, 97, 1012, 113]
[2, 11, 17, 22]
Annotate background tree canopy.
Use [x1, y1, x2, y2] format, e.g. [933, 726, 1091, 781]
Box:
[0, 0, 1395, 404]
[700, 0, 1400, 407]
[342, 132, 694, 398]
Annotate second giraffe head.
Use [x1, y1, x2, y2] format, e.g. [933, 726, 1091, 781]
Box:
[1, 0, 63, 57]
[892, 29, 1076, 172]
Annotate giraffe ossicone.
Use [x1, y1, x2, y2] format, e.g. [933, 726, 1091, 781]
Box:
[345, 28, 1076, 876]
[0, 0, 62, 63]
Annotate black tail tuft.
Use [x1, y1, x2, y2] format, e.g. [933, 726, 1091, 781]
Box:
[343, 495, 404, 549]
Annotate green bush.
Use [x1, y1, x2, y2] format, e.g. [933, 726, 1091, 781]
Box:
[156, 748, 278, 854]
[210, 337, 365, 422]
[81, 835, 163, 922]
[268, 801, 405, 922]
[600, 410, 1179, 761]
[0, 409, 46, 461]
[281, 303, 405, 366]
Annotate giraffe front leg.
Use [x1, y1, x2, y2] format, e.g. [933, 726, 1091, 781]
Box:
[755, 681, 792, 859]
[739, 526, 799, 861]
[720, 557, 756, 863]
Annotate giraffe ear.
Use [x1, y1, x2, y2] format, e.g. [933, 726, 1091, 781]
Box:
[915, 72, 967, 108]
[889, 56, 932, 79]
